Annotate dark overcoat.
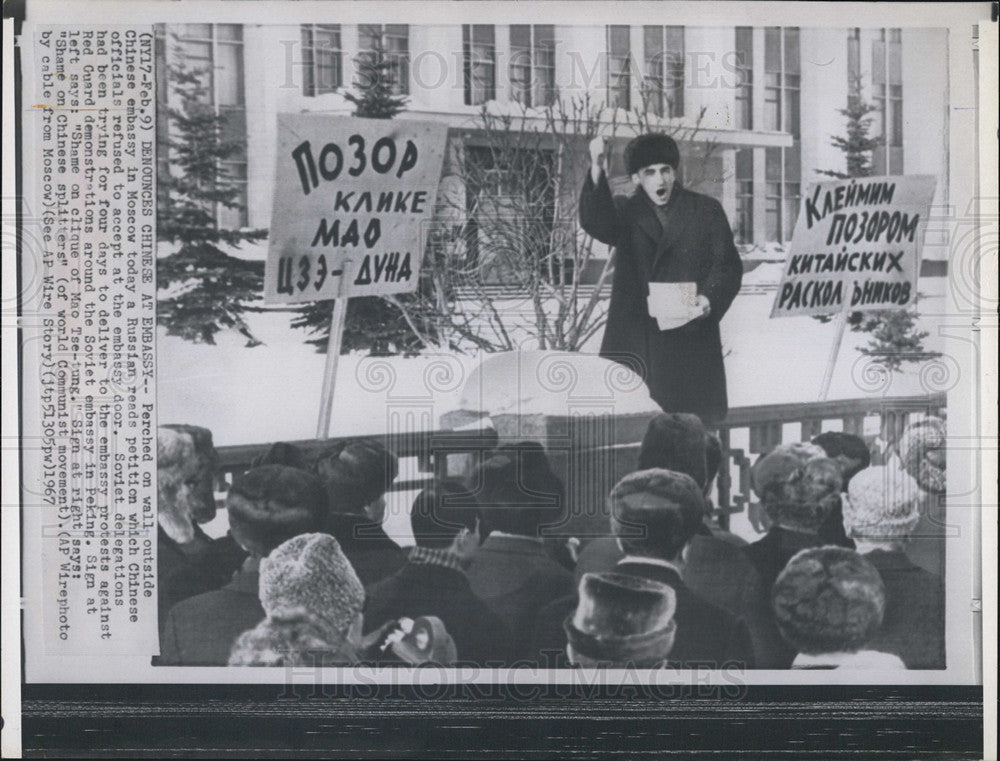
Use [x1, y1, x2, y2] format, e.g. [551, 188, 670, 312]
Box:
[580, 172, 743, 424]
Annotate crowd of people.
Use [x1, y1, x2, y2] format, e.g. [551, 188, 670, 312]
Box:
[154, 412, 946, 670]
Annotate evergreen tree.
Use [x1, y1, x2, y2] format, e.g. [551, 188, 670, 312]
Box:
[292, 30, 433, 356]
[816, 78, 939, 371]
[157, 60, 268, 346]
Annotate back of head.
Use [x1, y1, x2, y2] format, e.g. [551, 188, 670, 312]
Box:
[772, 546, 885, 655]
[811, 432, 871, 483]
[752, 450, 843, 534]
[410, 480, 479, 549]
[314, 438, 399, 515]
[157, 424, 220, 537]
[474, 442, 565, 537]
[637, 413, 708, 490]
[844, 466, 922, 542]
[609, 468, 706, 560]
[564, 572, 677, 667]
[259, 532, 365, 646]
[251, 441, 310, 470]
[896, 416, 946, 494]
[227, 465, 328, 557]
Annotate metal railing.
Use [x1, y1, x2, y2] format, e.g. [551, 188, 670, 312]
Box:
[214, 392, 945, 519]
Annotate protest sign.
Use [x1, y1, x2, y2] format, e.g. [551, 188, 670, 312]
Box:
[771, 175, 937, 318]
[264, 115, 448, 303]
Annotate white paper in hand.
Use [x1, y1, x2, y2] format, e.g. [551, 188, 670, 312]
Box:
[647, 282, 698, 330]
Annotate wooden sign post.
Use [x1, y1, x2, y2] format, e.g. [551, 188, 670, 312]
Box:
[769, 175, 937, 400]
[262, 115, 449, 438]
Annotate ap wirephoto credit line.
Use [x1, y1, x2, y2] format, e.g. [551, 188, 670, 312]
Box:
[2, 1, 996, 758]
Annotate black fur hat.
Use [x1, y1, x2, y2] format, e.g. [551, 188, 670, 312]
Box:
[625, 133, 680, 174]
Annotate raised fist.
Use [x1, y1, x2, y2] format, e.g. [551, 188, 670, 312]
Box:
[589, 135, 609, 167]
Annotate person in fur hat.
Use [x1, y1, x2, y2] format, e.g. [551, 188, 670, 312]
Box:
[580, 133, 743, 425]
[573, 414, 761, 626]
[741, 449, 845, 667]
[465, 443, 575, 659]
[564, 573, 678, 668]
[364, 481, 515, 665]
[772, 547, 905, 670]
[159, 465, 328, 665]
[894, 415, 947, 577]
[229, 532, 365, 667]
[744, 450, 843, 588]
[313, 438, 407, 586]
[155, 425, 248, 635]
[844, 466, 945, 668]
[810, 431, 873, 549]
[533, 468, 754, 669]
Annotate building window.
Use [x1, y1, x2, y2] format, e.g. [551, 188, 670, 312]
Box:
[463, 25, 496, 105]
[301, 25, 342, 96]
[643, 26, 684, 118]
[164, 24, 249, 229]
[846, 27, 861, 107]
[782, 28, 800, 139]
[509, 25, 556, 108]
[735, 148, 753, 244]
[734, 27, 753, 130]
[463, 145, 560, 283]
[765, 147, 782, 243]
[764, 145, 802, 244]
[607, 25, 631, 110]
[764, 27, 781, 131]
[782, 146, 801, 242]
[761, 27, 801, 244]
[359, 24, 410, 95]
[871, 28, 903, 174]
[764, 27, 799, 136]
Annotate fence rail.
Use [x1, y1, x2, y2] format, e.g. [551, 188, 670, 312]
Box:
[214, 392, 946, 520]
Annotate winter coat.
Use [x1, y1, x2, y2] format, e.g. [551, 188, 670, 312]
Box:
[466, 534, 576, 660]
[865, 549, 945, 669]
[364, 561, 516, 665]
[580, 172, 743, 424]
[158, 568, 265, 666]
[325, 512, 408, 587]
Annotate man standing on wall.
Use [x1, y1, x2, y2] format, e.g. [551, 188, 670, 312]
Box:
[580, 134, 743, 425]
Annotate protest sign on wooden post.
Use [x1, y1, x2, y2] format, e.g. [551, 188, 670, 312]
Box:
[263, 115, 448, 436]
[769, 175, 937, 398]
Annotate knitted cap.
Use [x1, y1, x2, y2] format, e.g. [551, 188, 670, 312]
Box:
[227, 465, 328, 557]
[609, 468, 706, 559]
[844, 466, 922, 540]
[564, 572, 677, 666]
[625, 133, 680, 174]
[897, 417, 946, 494]
[637, 413, 708, 489]
[772, 547, 885, 655]
[260, 532, 364, 645]
[314, 438, 399, 514]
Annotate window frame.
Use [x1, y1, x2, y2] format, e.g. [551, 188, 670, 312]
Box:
[463, 25, 497, 106]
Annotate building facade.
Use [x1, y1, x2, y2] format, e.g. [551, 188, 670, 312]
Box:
[156, 23, 950, 270]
